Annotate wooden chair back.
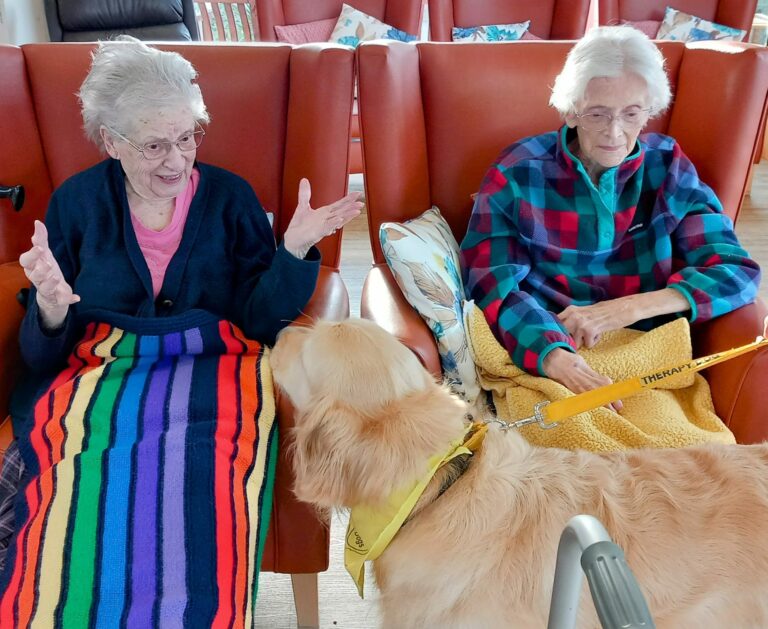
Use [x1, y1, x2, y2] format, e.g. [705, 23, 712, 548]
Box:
[195, 0, 258, 41]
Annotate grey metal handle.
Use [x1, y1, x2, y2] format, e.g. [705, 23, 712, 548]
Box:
[581, 541, 654, 628]
[548, 515, 655, 629]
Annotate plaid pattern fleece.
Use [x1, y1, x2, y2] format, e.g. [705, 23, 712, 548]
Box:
[460, 126, 760, 376]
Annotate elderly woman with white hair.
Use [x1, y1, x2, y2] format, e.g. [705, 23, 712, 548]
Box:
[461, 26, 760, 406]
[0, 37, 361, 623]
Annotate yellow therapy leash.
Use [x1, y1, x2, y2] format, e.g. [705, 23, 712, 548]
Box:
[489, 333, 768, 432]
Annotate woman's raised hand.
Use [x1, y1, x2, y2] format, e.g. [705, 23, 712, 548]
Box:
[19, 220, 79, 330]
[283, 178, 363, 259]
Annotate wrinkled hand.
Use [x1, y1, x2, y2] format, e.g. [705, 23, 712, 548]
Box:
[19, 220, 79, 330]
[542, 348, 623, 413]
[557, 298, 637, 350]
[283, 178, 363, 259]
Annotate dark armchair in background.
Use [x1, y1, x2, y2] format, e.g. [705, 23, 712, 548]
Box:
[43, 0, 199, 41]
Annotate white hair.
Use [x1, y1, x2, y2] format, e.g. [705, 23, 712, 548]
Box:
[78, 35, 210, 146]
[549, 25, 671, 116]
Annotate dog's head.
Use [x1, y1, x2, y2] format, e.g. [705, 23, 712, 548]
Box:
[271, 319, 468, 508]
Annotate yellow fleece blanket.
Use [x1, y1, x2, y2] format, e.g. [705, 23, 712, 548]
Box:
[465, 304, 735, 452]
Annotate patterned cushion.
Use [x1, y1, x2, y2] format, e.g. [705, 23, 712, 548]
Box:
[328, 3, 418, 48]
[656, 6, 747, 42]
[274, 18, 337, 44]
[621, 19, 662, 38]
[451, 21, 530, 43]
[380, 206, 480, 405]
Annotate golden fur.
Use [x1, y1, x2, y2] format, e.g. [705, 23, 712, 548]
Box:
[271, 319, 768, 628]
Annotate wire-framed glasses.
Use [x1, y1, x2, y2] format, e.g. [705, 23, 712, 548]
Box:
[107, 124, 205, 160]
[574, 108, 652, 131]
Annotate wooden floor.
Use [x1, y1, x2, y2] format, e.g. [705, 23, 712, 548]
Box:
[255, 165, 768, 628]
[733, 163, 768, 305]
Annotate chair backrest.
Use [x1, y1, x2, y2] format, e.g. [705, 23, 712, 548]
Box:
[43, 0, 199, 42]
[428, 0, 592, 41]
[597, 0, 757, 34]
[256, 0, 423, 42]
[357, 40, 768, 264]
[0, 42, 355, 268]
[0, 47, 53, 265]
[195, 0, 257, 41]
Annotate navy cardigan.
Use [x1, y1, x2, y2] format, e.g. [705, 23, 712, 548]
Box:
[20, 159, 321, 375]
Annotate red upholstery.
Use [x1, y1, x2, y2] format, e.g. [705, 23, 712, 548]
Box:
[0, 41, 357, 575]
[429, 0, 592, 41]
[0, 47, 52, 263]
[597, 0, 758, 34]
[357, 40, 768, 444]
[256, 0, 424, 174]
[256, 0, 424, 41]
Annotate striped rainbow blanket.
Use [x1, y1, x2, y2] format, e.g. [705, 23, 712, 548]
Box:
[0, 311, 277, 628]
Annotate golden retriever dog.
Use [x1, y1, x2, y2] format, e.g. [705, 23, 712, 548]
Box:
[271, 318, 768, 628]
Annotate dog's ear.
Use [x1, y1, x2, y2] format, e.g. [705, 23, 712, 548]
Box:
[270, 325, 313, 408]
[292, 383, 469, 508]
[291, 396, 369, 508]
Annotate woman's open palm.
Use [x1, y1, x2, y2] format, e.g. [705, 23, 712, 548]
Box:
[283, 178, 363, 258]
[19, 220, 79, 321]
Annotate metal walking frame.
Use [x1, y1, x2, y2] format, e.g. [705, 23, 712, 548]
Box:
[548, 515, 655, 629]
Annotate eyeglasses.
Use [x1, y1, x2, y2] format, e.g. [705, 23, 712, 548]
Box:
[574, 108, 651, 131]
[107, 125, 205, 160]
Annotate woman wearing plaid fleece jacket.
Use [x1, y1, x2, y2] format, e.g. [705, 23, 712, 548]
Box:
[461, 26, 760, 409]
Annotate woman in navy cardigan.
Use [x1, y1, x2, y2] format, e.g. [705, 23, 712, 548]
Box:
[20, 38, 361, 371]
[0, 37, 361, 595]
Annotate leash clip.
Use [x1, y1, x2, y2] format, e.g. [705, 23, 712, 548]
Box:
[486, 401, 558, 431]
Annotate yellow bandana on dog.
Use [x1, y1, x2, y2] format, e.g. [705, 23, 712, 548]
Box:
[345, 424, 487, 597]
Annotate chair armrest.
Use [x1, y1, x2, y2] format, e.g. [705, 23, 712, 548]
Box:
[360, 264, 441, 378]
[0, 263, 28, 419]
[293, 265, 349, 325]
[181, 0, 199, 39]
[261, 389, 330, 573]
[261, 265, 344, 573]
[691, 300, 768, 444]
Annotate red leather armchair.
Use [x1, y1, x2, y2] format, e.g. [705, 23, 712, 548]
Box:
[0, 41, 355, 627]
[428, 0, 592, 41]
[256, 0, 424, 174]
[597, 0, 757, 34]
[256, 0, 423, 41]
[357, 40, 768, 444]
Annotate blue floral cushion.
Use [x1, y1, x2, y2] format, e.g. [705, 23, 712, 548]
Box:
[328, 3, 418, 48]
[452, 21, 530, 43]
[656, 6, 746, 42]
[380, 206, 480, 405]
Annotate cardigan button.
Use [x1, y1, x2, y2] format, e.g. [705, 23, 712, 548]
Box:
[160, 299, 174, 310]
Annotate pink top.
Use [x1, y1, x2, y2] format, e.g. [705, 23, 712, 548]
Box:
[130, 168, 200, 297]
